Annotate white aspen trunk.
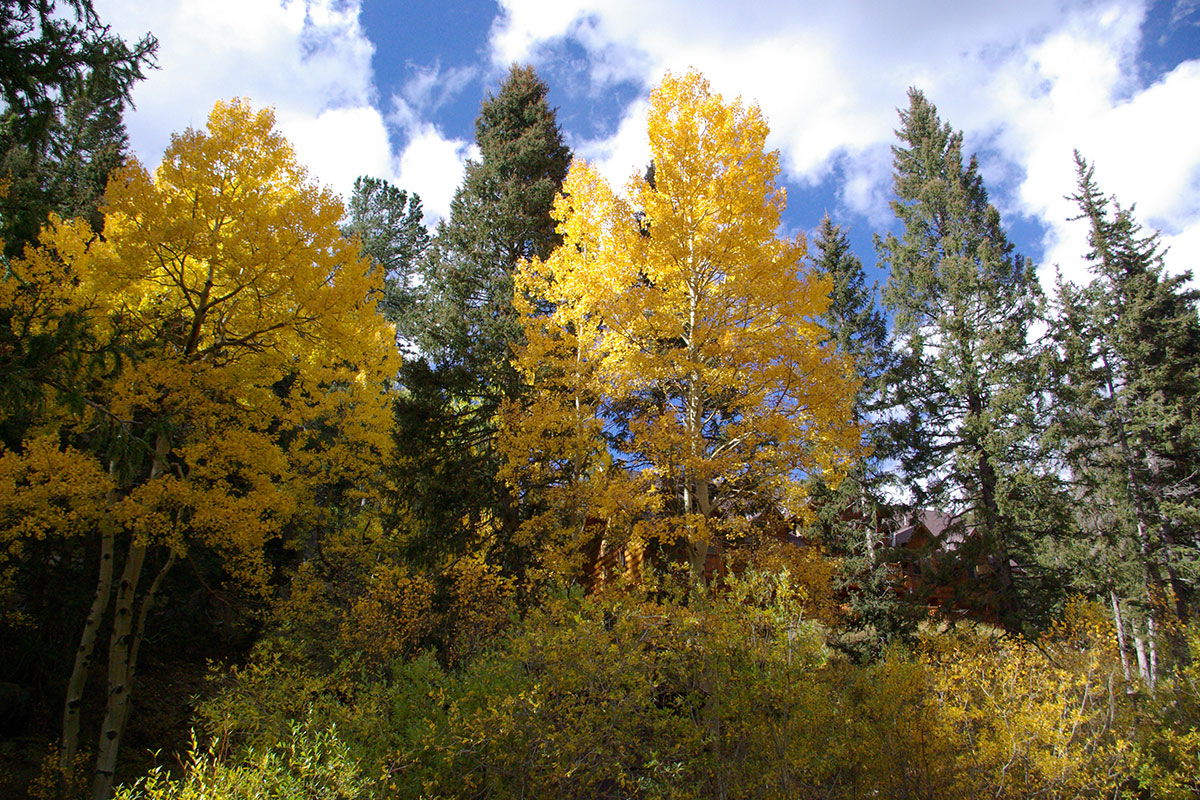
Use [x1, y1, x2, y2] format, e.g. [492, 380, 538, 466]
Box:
[128, 551, 176, 683]
[61, 526, 114, 767]
[1148, 615, 1158, 691]
[62, 463, 119, 773]
[91, 542, 145, 800]
[90, 547, 175, 800]
[1134, 632, 1150, 686]
[686, 382, 712, 581]
[1109, 590, 1133, 688]
[91, 432, 171, 800]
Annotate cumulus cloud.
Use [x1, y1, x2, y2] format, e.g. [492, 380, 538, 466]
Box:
[571, 97, 650, 189]
[491, 0, 1200, 284]
[392, 117, 479, 225]
[96, 0, 396, 202]
[276, 105, 394, 196]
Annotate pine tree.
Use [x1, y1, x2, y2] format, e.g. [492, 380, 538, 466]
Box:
[391, 65, 571, 570]
[813, 215, 890, 424]
[1050, 153, 1200, 665]
[0, 1, 155, 257]
[877, 89, 1053, 631]
[0, 0, 154, 151]
[341, 175, 430, 346]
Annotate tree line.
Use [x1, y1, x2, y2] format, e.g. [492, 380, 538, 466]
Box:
[1, 2, 1198, 797]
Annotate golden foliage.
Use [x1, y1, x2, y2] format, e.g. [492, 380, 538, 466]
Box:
[923, 600, 1135, 798]
[342, 562, 435, 666]
[502, 71, 862, 578]
[0, 436, 110, 615]
[440, 551, 518, 667]
[6, 99, 399, 587]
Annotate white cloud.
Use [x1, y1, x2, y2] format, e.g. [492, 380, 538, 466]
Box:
[276, 105, 394, 197]
[572, 97, 650, 190]
[393, 120, 479, 225]
[386, 61, 482, 222]
[96, 0, 395, 202]
[399, 61, 479, 117]
[491, 0, 1200, 285]
[990, 9, 1200, 284]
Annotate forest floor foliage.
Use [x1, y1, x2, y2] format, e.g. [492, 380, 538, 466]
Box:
[100, 543, 1200, 800]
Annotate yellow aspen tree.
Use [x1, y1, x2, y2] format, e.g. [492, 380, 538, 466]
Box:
[506, 71, 862, 580]
[6, 99, 398, 800]
[499, 164, 649, 579]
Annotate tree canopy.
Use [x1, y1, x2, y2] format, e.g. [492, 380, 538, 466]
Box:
[504, 70, 862, 579]
[1, 99, 398, 799]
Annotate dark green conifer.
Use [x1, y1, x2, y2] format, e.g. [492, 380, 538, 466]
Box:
[1050, 153, 1200, 636]
[391, 65, 571, 571]
[877, 89, 1055, 631]
[814, 215, 889, 424]
[341, 175, 430, 346]
[804, 215, 915, 659]
[0, 0, 155, 256]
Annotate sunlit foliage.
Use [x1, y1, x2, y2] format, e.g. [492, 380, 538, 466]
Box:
[502, 70, 862, 580]
[1, 98, 399, 799]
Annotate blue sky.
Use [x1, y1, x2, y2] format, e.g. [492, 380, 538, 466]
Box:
[95, 0, 1200, 288]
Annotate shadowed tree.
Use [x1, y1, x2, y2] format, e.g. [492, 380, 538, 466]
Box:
[1048, 152, 1200, 683]
[389, 64, 571, 574]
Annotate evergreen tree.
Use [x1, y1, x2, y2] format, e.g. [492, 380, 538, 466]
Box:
[813, 215, 889, 424]
[1050, 153, 1200, 655]
[341, 175, 429, 346]
[803, 215, 914, 658]
[877, 89, 1054, 631]
[0, 0, 155, 256]
[1, 65, 132, 256]
[0, 0, 154, 148]
[391, 65, 571, 571]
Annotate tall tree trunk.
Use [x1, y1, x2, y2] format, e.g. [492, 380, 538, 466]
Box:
[1109, 589, 1133, 689]
[1103, 354, 1171, 615]
[91, 541, 144, 800]
[91, 432, 171, 800]
[63, 455, 123, 777]
[61, 464, 118, 772]
[1147, 615, 1159, 691]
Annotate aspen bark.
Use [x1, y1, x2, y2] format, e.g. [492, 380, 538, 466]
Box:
[91, 431, 171, 800]
[62, 459, 122, 774]
[1109, 590, 1133, 688]
[90, 541, 145, 800]
[1147, 615, 1158, 691]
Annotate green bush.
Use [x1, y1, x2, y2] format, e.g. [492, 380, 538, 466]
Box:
[114, 721, 376, 800]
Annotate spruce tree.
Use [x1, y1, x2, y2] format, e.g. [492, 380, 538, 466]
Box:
[814, 215, 889, 425]
[877, 89, 1053, 631]
[2, 64, 135, 257]
[341, 175, 429, 346]
[0, 0, 154, 151]
[804, 215, 915, 658]
[1050, 153, 1200, 647]
[391, 65, 571, 570]
[0, 1, 155, 257]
